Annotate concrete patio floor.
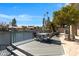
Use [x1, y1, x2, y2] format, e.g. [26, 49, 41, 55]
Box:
[13, 36, 64, 56]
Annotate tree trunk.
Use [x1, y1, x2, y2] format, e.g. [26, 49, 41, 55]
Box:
[65, 25, 71, 40]
[68, 25, 71, 40]
[70, 25, 75, 41]
[74, 25, 77, 36]
[65, 25, 75, 41]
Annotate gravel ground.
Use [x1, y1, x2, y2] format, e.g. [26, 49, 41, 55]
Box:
[0, 49, 11, 56]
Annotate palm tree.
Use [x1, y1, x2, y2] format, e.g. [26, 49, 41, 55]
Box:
[53, 5, 79, 41]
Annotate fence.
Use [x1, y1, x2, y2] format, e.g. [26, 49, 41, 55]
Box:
[0, 31, 34, 50]
[0, 44, 9, 50]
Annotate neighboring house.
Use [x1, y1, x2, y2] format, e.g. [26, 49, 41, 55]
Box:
[27, 26, 35, 30]
[8, 26, 23, 31]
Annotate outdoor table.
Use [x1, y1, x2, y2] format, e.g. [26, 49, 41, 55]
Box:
[36, 33, 49, 41]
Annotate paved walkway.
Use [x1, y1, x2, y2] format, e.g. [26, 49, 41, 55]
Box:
[13, 36, 64, 56]
[59, 33, 79, 56]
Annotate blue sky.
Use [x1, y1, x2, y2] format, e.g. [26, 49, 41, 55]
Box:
[0, 3, 65, 26]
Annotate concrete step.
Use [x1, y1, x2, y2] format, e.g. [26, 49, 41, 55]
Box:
[6, 46, 18, 56]
[7, 46, 15, 51]
[13, 50, 26, 56]
[7, 44, 33, 56]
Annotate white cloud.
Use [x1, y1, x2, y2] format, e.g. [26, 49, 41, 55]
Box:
[18, 23, 42, 26]
[0, 14, 13, 19]
[0, 14, 42, 23]
[64, 3, 70, 6]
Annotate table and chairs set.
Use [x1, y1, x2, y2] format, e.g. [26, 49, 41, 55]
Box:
[33, 31, 60, 42]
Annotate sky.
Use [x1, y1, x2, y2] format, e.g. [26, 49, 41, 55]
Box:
[0, 3, 65, 26]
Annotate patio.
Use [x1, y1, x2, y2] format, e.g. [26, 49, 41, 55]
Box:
[12, 36, 64, 56]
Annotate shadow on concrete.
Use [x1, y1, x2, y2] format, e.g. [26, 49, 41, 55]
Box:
[75, 39, 79, 44]
[37, 39, 63, 45]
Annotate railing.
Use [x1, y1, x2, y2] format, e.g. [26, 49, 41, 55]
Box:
[0, 30, 34, 50]
[11, 31, 33, 43]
